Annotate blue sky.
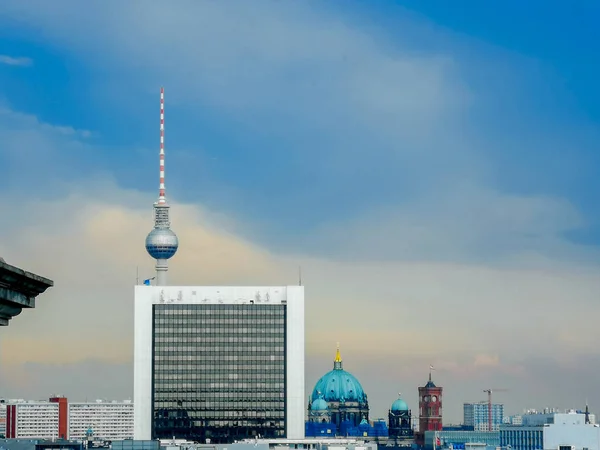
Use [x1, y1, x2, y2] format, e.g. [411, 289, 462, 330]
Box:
[2, 0, 600, 420]
[2, 0, 600, 256]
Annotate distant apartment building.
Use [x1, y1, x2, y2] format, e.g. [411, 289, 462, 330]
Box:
[0, 401, 6, 437]
[69, 400, 133, 440]
[5, 400, 61, 439]
[463, 402, 504, 431]
[4, 397, 133, 440]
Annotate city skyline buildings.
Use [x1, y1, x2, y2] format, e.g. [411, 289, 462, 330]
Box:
[1, 396, 133, 441]
[2, 1, 600, 426]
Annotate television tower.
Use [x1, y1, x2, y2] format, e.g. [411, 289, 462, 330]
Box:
[145, 87, 179, 286]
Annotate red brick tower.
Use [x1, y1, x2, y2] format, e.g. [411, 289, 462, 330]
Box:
[415, 366, 443, 447]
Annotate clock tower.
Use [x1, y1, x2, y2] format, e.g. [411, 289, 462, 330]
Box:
[415, 367, 443, 447]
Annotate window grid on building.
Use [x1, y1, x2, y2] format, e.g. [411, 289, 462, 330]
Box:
[152, 304, 287, 443]
[14, 403, 59, 439]
[68, 401, 134, 440]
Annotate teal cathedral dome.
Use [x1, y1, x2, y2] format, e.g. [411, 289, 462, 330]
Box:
[311, 345, 367, 403]
[391, 396, 409, 412]
[308, 345, 369, 429]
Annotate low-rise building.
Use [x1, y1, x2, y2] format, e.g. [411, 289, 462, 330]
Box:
[3, 397, 133, 440]
[423, 430, 499, 449]
[500, 411, 600, 450]
[5, 400, 61, 439]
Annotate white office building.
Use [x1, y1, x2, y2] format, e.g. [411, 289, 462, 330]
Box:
[133, 285, 305, 443]
[501, 411, 600, 450]
[68, 400, 134, 440]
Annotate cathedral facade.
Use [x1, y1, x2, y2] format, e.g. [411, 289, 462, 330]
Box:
[306, 344, 418, 441]
[307, 346, 369, 430]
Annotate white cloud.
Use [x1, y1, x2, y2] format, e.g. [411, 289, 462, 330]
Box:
[0, 55, 32, 66]
[308, 181, 589, 264]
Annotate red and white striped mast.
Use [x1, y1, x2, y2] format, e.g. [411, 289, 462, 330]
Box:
[158, 87, 166, 205]
[145, 87, 179, 286]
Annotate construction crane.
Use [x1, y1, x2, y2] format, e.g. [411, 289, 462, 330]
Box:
[483, 388, 508, 431]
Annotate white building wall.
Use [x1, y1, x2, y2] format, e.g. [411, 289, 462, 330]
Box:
[134, 285, 305, 440]
[69, 400, 134, 440]
[523, 412, 588, 427]
[502, 413, 600, 450]
[133, 285, 154, 440]
[285, 286, 305, 439]
[13, 402, 59, 439]
[544, 423, 600, 450]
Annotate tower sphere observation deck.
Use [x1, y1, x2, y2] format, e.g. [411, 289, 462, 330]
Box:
[145, 227, 178, 260]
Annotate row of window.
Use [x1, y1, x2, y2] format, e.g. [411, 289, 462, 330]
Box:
[153, 387, 285, 397]
[154, 372, 284, 379]
[153, 328, 285, 335]
[154, 305, 285, 312]
[154, 319, 286, 326]
[154, 363, 285, 370]
[153, 401, 285, 408]
[154, 358, 284, 364]
[154, 311, 286, 318]
[175, 420, 286, 427]
[153, 366, 285, 373]
[153, 377, 285, 384]
[154, 336, 286, 342]
[152, 407, 285, 417]
[154, 348, 284, 353]
[154, 384, 284, 391]
[153, 352, 285, 359]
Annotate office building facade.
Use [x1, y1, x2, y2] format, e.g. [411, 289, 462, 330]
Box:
[133, 285, 305, 443]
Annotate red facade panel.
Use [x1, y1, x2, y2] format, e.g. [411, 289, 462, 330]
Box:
[49, 396, 68, 439]
[6, 405, 16, 438]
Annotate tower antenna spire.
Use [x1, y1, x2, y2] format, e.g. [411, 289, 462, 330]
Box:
[158, 86, 166, 204]
[145, 87, 179, 286]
